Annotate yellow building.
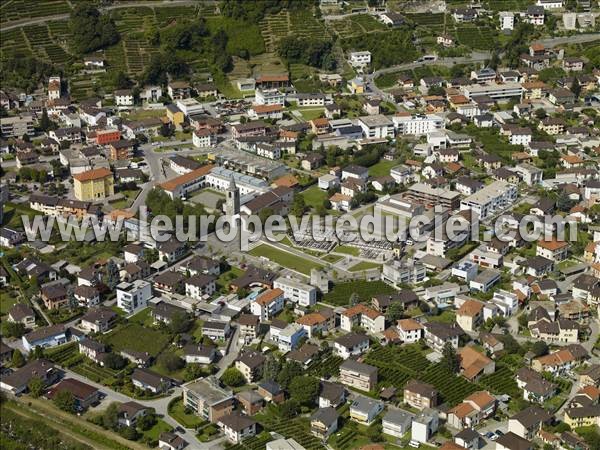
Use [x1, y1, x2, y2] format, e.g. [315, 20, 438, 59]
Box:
[564, 407, 600, 428]
[347, 77, 365, 94]
[73, 168, 114, 201]
[166, 104, 185, 129]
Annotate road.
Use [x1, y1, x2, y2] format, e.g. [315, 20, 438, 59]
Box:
[0, 0, 203, 31]
[365, 52, 491, 97]
[63, 368, 215, 450]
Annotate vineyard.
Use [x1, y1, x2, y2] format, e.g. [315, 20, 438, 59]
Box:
[257, 408, 325, 450]
[329, 14, 387, 39]
[323, 280, 397, 306]
[456, 26, 497, 51]
[421, 363, 480, 407]
[259, 9, 328, 53]
[0, 0, 71, 25]
[307, 354, 344, 379]
[228, 434, 273, 450]
[364, 344, 431, 391]
[480, 366, 519, 397]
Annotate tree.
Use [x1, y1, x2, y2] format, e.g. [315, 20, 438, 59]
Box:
[279, 399, 300, 419]
[54, 390, 76, 413]
[28, 376, 44, 398]
[136, 412, 157, 431]
[170, 312, 192, 334]
[119, 425, 139, 441]
[532, 341, 549, 357]
[12, 349, 25, 368]
[386, 302, 405, 322]
[103, 353, 127, 370]
[157, 353, 185, 373]
[276, 361, 302, 388]
[290, 195, 306, 216]
[534, 108, 547, 120]
[102, 402, 120, 430]
[262, 355, 281, 382]
[288, 376, 319, 407]
[441, 342, 460, 374]
[69, 5, 119, 54]
[571, 77, 581, 99]
[2, 321, 26, 338]
[160, 122, 174, 138]
[30, 346, 45, 360]
[349, 292, 360, 306]
[38, 109, 55, 132]
[220, 367, 245, 387]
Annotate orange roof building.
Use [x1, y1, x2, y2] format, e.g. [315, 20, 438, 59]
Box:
[73, 168, 114, 201]
[158, 164, 214, 200]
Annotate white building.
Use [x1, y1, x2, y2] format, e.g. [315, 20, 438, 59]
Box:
[274, 277, 317, 307]
[176, 98, 204, 116]
[204, 167, 270, 197]
[490, 290, 519, 316]
[536, 0, 563, 9]
[392, 114, 444, 136]
[255, 89, 285, 106]
[499, 12, 515, 30]
[349, 51, 371, 68]
[250, 288, 285, 321]
[192, 129, 217, 148]
[462, 82, 523, 100]
[358, 115, 394, 139]
[116, 280, 152, 315]
[460, 180, 518, 220]
[114, 90, 134, 107]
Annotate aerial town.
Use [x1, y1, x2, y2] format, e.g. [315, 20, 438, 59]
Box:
[0, 1, 600, 450]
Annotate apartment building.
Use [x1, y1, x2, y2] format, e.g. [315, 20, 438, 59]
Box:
[250, 288, 285, 321]
[406, 183, 462, 209]
[182, 377, 235, 423]
[116, 280, 152, 315]
[460, 180, 518, 220]
[340, 304, 385, 334]
[73, 168, 115, 201]
[382, 259, 427, 287]
[392, 113, 444, 135]
[404, 380, 439, 410]
[339, 360, 378, 392]
[273, 277, 317, 307]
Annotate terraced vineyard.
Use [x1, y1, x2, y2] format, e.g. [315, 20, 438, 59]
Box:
[456, 26, 497, 50]
[329, 14, 386, 38]
[307, 354, 344, 379]
[258, 412, 325, 450]
[479, 366, 519, 397]
[259, 9, 328, 53]
[228, 434, 273, 450]
[421, 363, 480, 407]
[0, 0, 71, 25]
[406, 13, 447, 31]
[364, 344, 432, 390]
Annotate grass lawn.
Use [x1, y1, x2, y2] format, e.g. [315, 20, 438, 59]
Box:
[168, 397, 206, 429]
[323, 280, 397, 306]
[368, 159, 399, 177]
[322, 254, 343, 263]
[126, 109, 165, 120]
[300, 185, 328, 210]
[348, 261, 381, 272]
[216, 266, 244, 291]
[333, 245, 360, 257]
[128, 307, 153, 327]
[298, 108, 324, 121]
[248, 244, 324, 275]
[109, 189, 140, 209]
[143, 419, 173, 441]
[0, 292, 19, 315]
[427, 310, 456, 324]
[102, 323, 170, 357]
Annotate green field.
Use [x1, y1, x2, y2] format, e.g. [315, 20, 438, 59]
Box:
[323, 280, 396, 306]
[248, 244, 324, 275]
[102, 323, 170, 357]
[300, 186, 329, 210]
[368, 159, 399, 177]
[168, 397, 206, 429]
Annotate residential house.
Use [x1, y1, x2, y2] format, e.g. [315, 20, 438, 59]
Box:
[339, 359, 378, 392]
[404, 380, 439, 410]
[350, 396, 384, 425]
